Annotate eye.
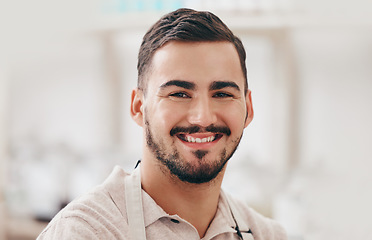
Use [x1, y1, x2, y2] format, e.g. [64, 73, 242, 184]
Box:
[169, 92, 191, 98]
[213, 92, 234, 98]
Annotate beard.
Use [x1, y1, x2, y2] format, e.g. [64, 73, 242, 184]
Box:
[144, 118, 243, 184]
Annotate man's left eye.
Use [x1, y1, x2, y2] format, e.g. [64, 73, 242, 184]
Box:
[213, 92, 233, 98]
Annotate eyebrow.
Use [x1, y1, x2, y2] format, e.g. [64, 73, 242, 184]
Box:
[159, 80, 196, 90]
[209, 81, 241, 92]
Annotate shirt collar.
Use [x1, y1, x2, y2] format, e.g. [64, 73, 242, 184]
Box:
[105, 166, 245, 238]
[141, 188, 169, 227]
[203, 190, 239, 239]
[104, 166, 169, 227]
[141, 186, 238, 237]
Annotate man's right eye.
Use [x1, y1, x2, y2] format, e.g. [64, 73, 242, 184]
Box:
[169, 92, 191, 98]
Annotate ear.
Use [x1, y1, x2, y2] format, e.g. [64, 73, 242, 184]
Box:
[244, 90, 254, 128]
[130, 88, 145, 127]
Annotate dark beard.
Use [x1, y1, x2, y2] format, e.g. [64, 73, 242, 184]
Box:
[145, 119, 242, 184]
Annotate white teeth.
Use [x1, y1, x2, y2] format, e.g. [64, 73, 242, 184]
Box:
[185, 136, 215, 143]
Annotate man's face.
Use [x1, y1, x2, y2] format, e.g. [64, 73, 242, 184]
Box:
[133, 41, 253, 184]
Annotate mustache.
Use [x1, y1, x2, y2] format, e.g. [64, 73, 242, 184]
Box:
[170, 124, 231, 136]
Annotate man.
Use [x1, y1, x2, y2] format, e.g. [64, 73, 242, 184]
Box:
[38, 8, 287, 240]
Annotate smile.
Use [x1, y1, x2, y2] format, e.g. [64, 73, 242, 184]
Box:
[176, 133, 223, 143]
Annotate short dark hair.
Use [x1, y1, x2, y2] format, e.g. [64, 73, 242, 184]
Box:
[137, 8, 248, 95]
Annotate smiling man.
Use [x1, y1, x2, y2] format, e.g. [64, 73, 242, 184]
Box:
[136, 41, 249, 186]
[38, 8, 287, 240]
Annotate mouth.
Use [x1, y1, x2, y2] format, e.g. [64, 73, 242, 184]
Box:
[176, 133, 223, 143]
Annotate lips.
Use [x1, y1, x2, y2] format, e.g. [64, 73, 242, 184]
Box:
[170, 125, 231, 137]
[176, 133, 223, 143]
[170, 125, 229, 148]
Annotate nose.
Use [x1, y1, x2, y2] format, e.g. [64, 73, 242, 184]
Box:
[187, 96, 217, 127]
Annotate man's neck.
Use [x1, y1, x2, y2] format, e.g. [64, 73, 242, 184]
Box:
[140, 159, 225, 238]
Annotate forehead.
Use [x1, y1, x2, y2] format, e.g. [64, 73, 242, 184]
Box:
[147, 41, 245, 91]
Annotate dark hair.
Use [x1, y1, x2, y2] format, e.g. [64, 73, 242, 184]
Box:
[137, 8, 248, 95]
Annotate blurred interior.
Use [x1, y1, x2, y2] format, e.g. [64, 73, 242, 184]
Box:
[1, 0, 372, 239]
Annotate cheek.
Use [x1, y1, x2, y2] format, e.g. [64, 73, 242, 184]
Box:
[150, 102, 187, 130]
[220, 104, 247, 130]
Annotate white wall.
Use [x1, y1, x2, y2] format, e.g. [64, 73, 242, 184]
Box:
[293, 27, 372, 239]
[0, 67, 9, 240]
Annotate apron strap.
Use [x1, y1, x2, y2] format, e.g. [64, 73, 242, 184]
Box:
[125, 167, 147, 240]
[222, 191, 254, 240]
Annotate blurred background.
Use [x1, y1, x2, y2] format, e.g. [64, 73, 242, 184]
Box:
[1, 0, 372, 239]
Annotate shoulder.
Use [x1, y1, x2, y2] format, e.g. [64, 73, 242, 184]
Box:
[225, 193, 288, 240]
[37, 213, 100, 240]
[38, 166, 130, 239]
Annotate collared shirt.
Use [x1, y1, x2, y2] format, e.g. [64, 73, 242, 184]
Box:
[37, 166, 287, 240]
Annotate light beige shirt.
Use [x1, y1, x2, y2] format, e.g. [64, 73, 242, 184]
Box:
[37, 166, 287, 240]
